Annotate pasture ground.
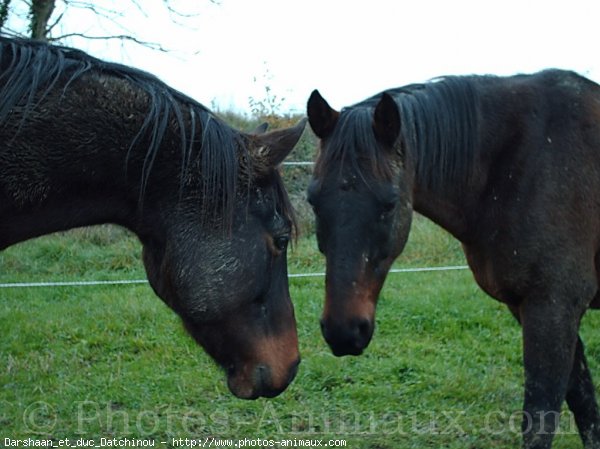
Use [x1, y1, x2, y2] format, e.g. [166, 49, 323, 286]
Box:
[2, 219, 599, 448]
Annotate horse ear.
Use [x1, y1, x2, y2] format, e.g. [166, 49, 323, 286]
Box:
[307, 90, 339, 139]
[252, 122, 269, 134]
[251, 118, 307, 175]
[373, 92, 401, 148]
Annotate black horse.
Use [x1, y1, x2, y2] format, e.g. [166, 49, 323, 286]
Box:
[307, 70, 600, 448]
[0, 37, 306, 400]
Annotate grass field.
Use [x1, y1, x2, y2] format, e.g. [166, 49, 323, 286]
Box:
[1, 218, 600, 448]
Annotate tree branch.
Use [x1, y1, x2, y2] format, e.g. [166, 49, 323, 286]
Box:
[49, 32, 170, 52]
[45, 9, 64, 34]
[64, 0, 124, 17]
[128, 0, 148, 18]
[163, 1, 202, 18]
[63, 0, 124, 22]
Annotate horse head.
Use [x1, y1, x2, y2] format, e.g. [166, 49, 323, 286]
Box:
[307, 91, 413, 356]
[142, 119, 307, 398]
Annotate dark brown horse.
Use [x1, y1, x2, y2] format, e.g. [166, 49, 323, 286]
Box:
[307, 70, 600, 447]
[0, 37, 306, 399]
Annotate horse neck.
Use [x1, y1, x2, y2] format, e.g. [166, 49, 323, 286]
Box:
[403, 128, 473, 241]
[412, 180, 470, 242]
[409, 77, 523, 243]
[0, 107, 171, 249]
[0, 144, 151, 249]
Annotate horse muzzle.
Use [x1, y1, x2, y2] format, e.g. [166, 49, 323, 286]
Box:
[320, 315, 375, 356]
[227, 357, 301, 399]
[321, 275, 379, 356]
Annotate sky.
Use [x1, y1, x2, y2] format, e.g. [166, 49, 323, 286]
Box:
[16, 0, 600, 115]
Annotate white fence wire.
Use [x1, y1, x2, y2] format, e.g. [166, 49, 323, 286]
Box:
[282, 161, 314, 166]
[0, 265, 469, 289]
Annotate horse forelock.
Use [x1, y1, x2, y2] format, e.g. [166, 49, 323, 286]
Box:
[314, 107, 397, 183]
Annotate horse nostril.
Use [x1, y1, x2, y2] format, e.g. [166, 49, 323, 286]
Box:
[351, 317, 374, 351]
[254, 364, 273, 397]
[257, 364, 270, 382]
[253, 361, 298, 399]
[355, 318, 372, 341]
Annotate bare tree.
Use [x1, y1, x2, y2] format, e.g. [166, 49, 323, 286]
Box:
[0, 0, 217, 49]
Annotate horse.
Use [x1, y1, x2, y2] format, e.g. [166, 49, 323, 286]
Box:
[307, 69, 600, 448]
[0, 37, 306, 400]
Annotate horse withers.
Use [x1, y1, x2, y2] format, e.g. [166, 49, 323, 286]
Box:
[307, 70, 600, 447]
[0, 37, 306, 399]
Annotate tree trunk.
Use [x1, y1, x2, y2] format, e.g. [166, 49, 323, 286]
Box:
[30, 0, 55, 40]
[0, 0, 11, 32]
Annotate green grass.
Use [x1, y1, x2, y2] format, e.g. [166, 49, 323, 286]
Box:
[1, 219, 599, 448]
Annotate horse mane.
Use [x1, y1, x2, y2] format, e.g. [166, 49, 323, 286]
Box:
[316, 77, 482, 193]
[0, 36, 250, 228]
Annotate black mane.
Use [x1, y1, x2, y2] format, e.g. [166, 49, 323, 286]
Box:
[0, 36, 247, 227]
[317, 76, 482, 192]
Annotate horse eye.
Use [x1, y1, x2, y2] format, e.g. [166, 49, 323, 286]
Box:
[382, 200, 396, 213]
[381, 188, 400, 214]
[274, 235, 289, 251]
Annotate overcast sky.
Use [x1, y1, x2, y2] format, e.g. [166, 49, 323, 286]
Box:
[46, 0, 600, 115]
